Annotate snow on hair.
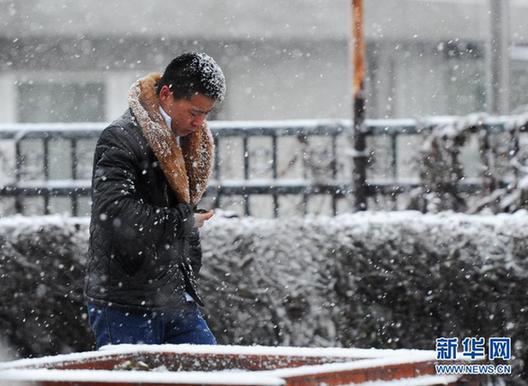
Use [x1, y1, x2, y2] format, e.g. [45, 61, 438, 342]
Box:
[186, 52, 226, 103]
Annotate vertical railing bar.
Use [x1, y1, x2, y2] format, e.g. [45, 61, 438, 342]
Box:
[390, 133, 398, 209]
[214, 135, 221, 180]
[301, 133, 308, 216]
[301, 135, 307, 180]
[272, 134, 278, 218]
[216, 188, 222, 212]
[331, 134, 338, 216]
[390, 133, 398, 179]
[510, 127, 520, 180]
[213, 136, 221, 209]
[43, 136, 50, 215]
[71, 138, 78, 216]
[479, 126, 495, 195]
[243, 135, 250, 216]
[243, 135, 249, 178]
[14, 136, 23, 214]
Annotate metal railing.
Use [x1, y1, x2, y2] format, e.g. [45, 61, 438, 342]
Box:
[0, 116, 526, 217]
[0, 120, 347, 217]
[359, 115, 527, 198]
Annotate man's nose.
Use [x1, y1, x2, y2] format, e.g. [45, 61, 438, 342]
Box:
[192, 116, 206, 128]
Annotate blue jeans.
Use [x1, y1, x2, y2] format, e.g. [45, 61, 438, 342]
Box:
[87, 301, 216, 348]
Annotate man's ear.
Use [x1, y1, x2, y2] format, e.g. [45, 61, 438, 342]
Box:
[159, 85, 172, 108]
[159, 85, 171, 103]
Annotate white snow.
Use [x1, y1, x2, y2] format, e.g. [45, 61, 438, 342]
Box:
[0, 119, 346, 134]
[6, 209, 524, 243]
[209, 178, 324, 188]
[0, 123, 105, 132]
[0, 214, 89, 231]
[211, 119, 349, 130]
[205, 208, 528, 235]
[326, 209, 528, 237]
[0, 344, 444, 385]
[1, 115, 526, 137]
[0, 368, 285, 385]
[193, 53, 226, 103]
[0, 344, 435, 371]
[98, 343, 435, 359]
[519, 175, 528, 190]
[14, 179, 91, 189]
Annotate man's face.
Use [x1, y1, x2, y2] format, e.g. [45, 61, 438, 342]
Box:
[159, 85, 215, 137]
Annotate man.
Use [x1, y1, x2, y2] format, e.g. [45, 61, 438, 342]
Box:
[84, 53, 225, 348]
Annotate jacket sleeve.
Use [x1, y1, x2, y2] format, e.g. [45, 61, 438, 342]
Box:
[91, 126, 195, 261]
[187, 227, 203, 274]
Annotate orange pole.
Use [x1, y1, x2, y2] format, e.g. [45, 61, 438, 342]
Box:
[352, 0, 365, 99]
[351, 0, 367, 210]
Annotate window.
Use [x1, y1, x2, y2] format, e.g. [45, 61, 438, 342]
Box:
[17, 81, 105, 122]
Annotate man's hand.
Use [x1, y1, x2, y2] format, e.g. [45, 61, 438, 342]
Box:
[194, 210, 214, 228]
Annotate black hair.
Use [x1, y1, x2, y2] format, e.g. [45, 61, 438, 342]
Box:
[156, 52, 226, 102]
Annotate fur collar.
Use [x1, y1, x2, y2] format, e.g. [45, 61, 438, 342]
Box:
[128, 72, 214, 206]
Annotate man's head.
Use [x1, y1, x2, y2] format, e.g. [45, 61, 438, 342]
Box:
[157, 52, 226, 137]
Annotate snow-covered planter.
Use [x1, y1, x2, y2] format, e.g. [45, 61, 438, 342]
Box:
[0, 212, 525, 381]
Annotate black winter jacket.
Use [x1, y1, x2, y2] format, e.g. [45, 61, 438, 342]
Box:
[84, 110, 205, 310]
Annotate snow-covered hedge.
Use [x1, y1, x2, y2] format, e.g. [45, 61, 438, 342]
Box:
[0, 216, 91, 357]
[0, 212, 525, 380]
